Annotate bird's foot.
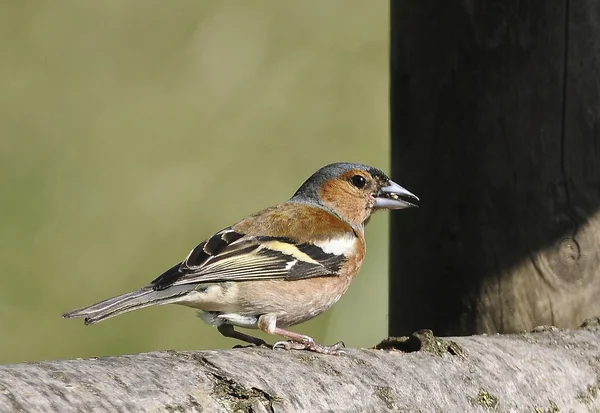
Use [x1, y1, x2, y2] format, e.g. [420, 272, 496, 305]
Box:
[273, 339, 346, 355]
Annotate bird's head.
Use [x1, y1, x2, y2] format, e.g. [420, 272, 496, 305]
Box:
[290, 162, 418, 227]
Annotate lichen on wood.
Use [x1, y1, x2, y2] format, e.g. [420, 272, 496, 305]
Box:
[1, 324, 600, 412]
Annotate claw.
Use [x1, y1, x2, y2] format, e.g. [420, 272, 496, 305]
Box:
[272, 339, 347, 355]
[273, 340, 291, 350]
[273, 340, 307, 351]
[308, 341, 346, 355]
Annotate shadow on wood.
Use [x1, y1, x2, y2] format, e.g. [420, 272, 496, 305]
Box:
[389, 0, 600, 335]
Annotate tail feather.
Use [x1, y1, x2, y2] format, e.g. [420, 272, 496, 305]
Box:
[62, 285, 194, 325]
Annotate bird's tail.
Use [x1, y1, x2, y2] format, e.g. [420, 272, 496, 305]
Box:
[62, 285, 195, 325]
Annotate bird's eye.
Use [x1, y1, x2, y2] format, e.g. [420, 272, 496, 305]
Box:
[350, 175, 367, 189]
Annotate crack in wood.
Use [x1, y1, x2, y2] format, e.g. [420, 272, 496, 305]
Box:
[192, 354, 279, 413]
[373, 329, 465, 357]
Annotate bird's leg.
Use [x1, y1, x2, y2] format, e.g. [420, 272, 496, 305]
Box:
[257, 314, 345, 355]
[217, 324, 269, 348]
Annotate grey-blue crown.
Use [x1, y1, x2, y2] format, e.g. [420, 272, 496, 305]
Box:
[290, 162, 388, 203]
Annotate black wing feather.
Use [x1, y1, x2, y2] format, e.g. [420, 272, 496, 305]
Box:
[151, 228, 244, 290]
[152, 231, 350, 290]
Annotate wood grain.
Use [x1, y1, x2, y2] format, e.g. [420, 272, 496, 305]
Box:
[2, 324, 600, 412]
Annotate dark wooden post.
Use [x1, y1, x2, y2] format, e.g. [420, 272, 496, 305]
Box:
[389, 0, 600, 336]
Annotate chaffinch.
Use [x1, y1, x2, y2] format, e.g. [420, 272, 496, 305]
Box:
[63, 162, 418, 355]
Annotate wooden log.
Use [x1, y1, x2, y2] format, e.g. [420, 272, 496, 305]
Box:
[389, 0, 600, 336]
[1, 322, 600, 412]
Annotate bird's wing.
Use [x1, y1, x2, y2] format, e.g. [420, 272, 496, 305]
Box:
[150, 228, 350, 290]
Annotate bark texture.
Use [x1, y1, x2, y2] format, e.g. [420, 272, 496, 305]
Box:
[2, 323, 600, 412]
[390, 0, 600, 336]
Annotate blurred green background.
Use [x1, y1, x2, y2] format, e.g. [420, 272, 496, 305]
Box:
[0, 1, 391, 364]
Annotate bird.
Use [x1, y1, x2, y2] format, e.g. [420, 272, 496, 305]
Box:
[63, 162, 418, 355]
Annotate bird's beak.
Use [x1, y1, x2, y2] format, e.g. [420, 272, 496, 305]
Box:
[374, 180, 419, 210]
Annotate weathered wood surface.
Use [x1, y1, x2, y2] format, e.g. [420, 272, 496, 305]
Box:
[2, 323, 600, 412]
[390, 0, 600, 336]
